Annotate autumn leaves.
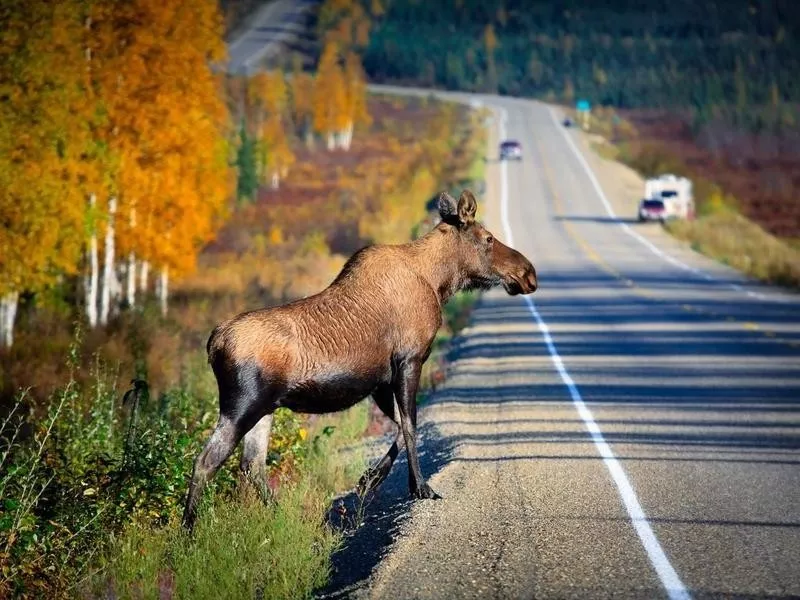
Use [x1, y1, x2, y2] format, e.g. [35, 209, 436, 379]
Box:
[313, 45, 372, 150]
[0, 0, 229, 344]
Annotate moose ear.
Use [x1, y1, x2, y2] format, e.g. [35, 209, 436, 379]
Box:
[457, 190, 477, 226]
[438, 191, 459, 223]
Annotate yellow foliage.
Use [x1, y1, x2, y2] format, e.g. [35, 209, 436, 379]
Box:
[290, 70, 315, 134]
[319, 0, 372, 51]
[484, 24, 498, 52]
[269, 226, 284, 246]
[261, 116, 295, 179]
[95, 0, 231, 278]
[344, 52, 371, 128]
[0, 0, 87, 295]
[248, 70, 287, 117]
[313, 41, 348, 137]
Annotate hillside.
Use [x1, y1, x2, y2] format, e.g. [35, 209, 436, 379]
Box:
[365, 0, 799, 113]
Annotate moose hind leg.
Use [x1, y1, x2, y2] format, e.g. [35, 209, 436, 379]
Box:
[240, 413, 273, 496]
[358, 386, 404, 495]
[395, 359, 441, 500]
[182, 416, 243, 531]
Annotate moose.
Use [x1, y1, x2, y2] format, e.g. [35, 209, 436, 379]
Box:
[182, 189, 537, 530]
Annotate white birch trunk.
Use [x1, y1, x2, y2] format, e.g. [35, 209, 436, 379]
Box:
[110, 264, 122, 318]
[271, 172, 280, 189]
[85, 193, 99, 328]
[157, 266, 169, 317]
[126, 207, 136, 308]
[0, 292, 19, 348]
[304, 120, 314, 149]
[327, 132, 335, 150]
[139, 260, 149, 292]
[99, 196, 117, 326]
[126, 253, 136, 307]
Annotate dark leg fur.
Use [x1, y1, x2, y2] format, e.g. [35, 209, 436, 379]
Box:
[395, 359, 441, 500]
[358, 386, 405, 495]
[182, 416, 244, 530]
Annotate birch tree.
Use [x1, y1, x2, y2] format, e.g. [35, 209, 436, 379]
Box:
[313, 41, 348, 150]
[341, 51, 371, 150]
[85, 194, 99, 327]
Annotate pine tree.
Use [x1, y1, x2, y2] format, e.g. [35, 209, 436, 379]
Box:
[237, 124, 259, 202]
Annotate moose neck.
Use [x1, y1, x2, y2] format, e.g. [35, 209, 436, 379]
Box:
[411, 229, 467, 305]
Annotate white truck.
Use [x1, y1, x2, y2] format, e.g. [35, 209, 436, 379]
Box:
[638, 174, 695, 222]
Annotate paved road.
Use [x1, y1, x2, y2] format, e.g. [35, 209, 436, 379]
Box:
[226, 0, 319, 74]
[320, 90, 800, 599]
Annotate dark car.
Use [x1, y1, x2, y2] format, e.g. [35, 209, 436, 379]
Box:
[563, 117, 573, 127]
[638, 199, 666, 222]
[499, 140, 522, 161]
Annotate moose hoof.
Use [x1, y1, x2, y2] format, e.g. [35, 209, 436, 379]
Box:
[413, 483, 442, 500]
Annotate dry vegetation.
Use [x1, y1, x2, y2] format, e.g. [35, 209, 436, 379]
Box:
[666, 211, 800, 288]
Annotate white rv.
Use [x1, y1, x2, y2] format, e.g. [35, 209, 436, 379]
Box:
[638, 174, 695, 222]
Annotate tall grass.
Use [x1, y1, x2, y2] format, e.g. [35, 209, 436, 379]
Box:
[666, 210, 800, 287]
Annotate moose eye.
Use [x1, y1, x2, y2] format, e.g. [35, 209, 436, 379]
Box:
[486, 235, 493, 245]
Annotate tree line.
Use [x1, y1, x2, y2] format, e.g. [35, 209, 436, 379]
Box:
[0, 0, 373, 348]
[362, 0, 799, 130]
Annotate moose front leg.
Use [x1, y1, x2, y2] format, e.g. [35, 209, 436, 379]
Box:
[395, 357, 441, 500]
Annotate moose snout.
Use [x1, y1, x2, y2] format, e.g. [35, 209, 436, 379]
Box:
[517, 262, 537, 294]
[494, 240, 538, 295]
[503, 262, 537, 296]
[523, 265, 538, 293]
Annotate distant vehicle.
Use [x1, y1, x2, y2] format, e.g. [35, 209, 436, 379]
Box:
[563, 117, 573, 128]
[641, 174, 695, 221]
[499, 140, 522, 161]
[638, 199, 667, 222]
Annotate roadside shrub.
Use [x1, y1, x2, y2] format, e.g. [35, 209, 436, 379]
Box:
[95, 405, 369, 600]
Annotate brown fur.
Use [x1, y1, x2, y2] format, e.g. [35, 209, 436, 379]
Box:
[182, 189, 537, 530]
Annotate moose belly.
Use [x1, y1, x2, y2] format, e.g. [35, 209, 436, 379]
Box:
[282, 368, 388, 414]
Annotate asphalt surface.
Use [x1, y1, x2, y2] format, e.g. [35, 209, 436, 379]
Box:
[226, 11, 800, 599]
[226, 0, 318, 74]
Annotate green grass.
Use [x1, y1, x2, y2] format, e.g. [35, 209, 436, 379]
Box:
[100, 486, 335, 600]
[94, 404, 369, 600]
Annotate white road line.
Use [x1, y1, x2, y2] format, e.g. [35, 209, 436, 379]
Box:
[546, 106, 779, 303]
[498, 107, 692, 600]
